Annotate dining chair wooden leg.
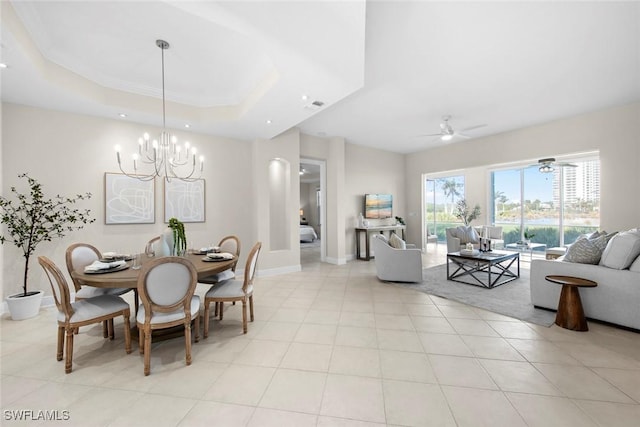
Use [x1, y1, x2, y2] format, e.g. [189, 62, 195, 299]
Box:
[219, 302, 224, 320]
[143, 327, 152, 376]
[65, 327, 74, 374]
[123, 311, 132, 354]
[249, 295, 254, 322]
[108, 319, 115, 340]
[102, 321, 108, 338]
[57, 326, 64, 361]
[214, 302, 218, 317]
[194, 315, 200, 343]
[138, 328, 144, 354]
[184, 321, 192, 366]
[203, 301, 211, 339]
[242, 300, 248, 334]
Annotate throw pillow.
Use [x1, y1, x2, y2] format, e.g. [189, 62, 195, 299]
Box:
[455, 226, 479, 244]
[564, 232, 616, 264]
[600, 231, 640, 269]
[388, 233, 406, 250]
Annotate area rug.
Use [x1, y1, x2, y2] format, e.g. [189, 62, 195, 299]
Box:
[393, 264, 556, 326]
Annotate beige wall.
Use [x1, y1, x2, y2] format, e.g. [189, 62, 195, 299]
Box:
[405, 103, 640, 245]
[345, 143, 406, 257]
[1, 103, 255, 298]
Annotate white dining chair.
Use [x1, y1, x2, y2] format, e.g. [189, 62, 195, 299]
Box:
[199, 235, 241, 316]
[136, 256, 200, 376]
[39, 256, 132, 374]
[203, 241, 261, 337]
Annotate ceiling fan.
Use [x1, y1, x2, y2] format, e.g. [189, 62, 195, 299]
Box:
[534, 158, 578, 173]
[419, 115, 487, 141]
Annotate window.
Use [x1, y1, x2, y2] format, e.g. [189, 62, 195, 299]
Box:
[425, 175, 465, 246]
[491, 156, 600, 247]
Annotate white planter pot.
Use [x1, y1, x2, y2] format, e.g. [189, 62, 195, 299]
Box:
[6, 290, 44, 320]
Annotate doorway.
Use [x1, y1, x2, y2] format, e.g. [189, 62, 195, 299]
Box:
[300, 158, 326, 265]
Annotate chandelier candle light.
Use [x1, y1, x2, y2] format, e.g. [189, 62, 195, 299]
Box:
[115, 40, 204, 182]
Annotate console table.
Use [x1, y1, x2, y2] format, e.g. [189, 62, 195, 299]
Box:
[355, 225, 406, 261]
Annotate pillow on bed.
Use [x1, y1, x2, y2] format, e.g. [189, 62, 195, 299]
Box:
[389, 233, 406, 250]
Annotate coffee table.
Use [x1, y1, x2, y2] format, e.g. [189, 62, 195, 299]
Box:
[505, 242, 546, 261]
[447, 250, 520, 289]
[545, 275, 597, 331]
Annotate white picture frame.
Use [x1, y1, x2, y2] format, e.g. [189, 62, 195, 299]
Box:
[104, 173, 155, 224]
[164, 179, 206, 223]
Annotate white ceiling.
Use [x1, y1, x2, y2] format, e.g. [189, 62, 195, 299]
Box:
[2, 1, 639, 154]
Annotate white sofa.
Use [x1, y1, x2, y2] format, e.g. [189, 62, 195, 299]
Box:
[446, 226, 504, 253]
[530, 258, 640, 330]
[372, 234, 423, 283]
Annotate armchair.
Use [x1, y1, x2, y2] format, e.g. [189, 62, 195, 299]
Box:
[372, 234, 423, 283]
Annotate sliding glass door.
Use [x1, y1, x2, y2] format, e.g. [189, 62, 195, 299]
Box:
[425, 175, 465, 247]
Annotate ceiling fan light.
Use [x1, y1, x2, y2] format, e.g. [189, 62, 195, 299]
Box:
[441, 134, 453, 141]
[539, 165, 554, 173]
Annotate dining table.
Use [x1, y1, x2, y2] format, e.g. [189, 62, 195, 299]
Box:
[71, 252, 237, 341]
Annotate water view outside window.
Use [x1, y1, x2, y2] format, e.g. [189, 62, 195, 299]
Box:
[491, 158, 600, 247]
[425, 175, 465, 243]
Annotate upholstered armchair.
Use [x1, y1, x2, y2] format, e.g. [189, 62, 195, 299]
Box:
[446, 227, 480, 253]
[372, 234, 423, 283]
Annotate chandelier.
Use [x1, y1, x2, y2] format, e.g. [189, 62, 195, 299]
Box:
[115, 40, 203, 182]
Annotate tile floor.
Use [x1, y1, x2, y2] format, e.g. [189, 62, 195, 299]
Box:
[2, 246, 639, 426]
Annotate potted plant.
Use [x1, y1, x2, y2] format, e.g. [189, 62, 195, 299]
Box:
[523, 229, 536, 246]
[454, 198, 481, 226]
[168, 217, 187, 256]
[0, 173, 94, 320]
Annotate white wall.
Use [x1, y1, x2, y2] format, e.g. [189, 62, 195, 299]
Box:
[345, 143, 406, 257]
[1, 103, 255, 298]
[405, 103, 640, 245]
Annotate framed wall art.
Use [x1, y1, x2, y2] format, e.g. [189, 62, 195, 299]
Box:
[104, 173, 155, 224]
[164, 179, 206, 223]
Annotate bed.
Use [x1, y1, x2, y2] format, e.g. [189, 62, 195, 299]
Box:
[300, 225, 318, 242]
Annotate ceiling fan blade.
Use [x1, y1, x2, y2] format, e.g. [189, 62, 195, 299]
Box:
[454, 133, 471, 139]
[416, 133, 444, 137]
[460, 124, 487, 132]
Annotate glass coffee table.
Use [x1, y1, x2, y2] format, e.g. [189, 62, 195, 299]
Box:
[505, 242, 546, 261]
[447, 250, 520, 289]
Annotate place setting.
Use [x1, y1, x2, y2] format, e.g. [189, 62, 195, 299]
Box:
[83, 259, 129, 274]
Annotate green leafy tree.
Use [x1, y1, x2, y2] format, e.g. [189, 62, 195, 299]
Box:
[440, 179, 461, 215]
[0, 173, 95, 296]
[454, 199, 481, 226]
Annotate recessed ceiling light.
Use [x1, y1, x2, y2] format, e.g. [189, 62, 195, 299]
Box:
[0, 63, 8, 69]
[118, 113, 127, 118]
[266, 120, 272, 125]
[301, 94, 308, 101]
[184, 124, 190, 128]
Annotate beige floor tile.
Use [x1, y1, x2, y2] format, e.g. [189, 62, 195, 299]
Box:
[374, 313, 415, 330]
[253, 321, 300, 342]
[442, 385, 527, 427]
[480, 359, 563, 396]
[177, 401, 255, 426]
[247, 408, 318, 427]
[377, 329, 423, 352]
[317, 416, 386, 426]
[410, 316, 455, 334]
[335, 326, 378, 348]
[203, 364, 275, 405]
[338, 311, 376, 328]
[379, 349, 437, 383]
[487, 320, 545, 339]
[438, 305, 482, 319]
[342, 300, 374, 313]
[304, 309, 341, 325]
[329, 346, 380, 377]
[372, 301, 407, 314]
[269, 307, 309, 323]
[294, 323, 337, 345]
[398, 292, 435, 304]
[234, 339, 290, 367]
[320, 374, 385, 423]
[383, 379, 456, 426]
[64, 387, 144, 426]
[259, 368, 327, 413]
[553, 341, 640, 370]
[448, 318, 501, 337]
[592, 367, 640, 403]
[0, 375, 48, 406]
[109, 394, 196, 427]
[461, 335, 526, 361]
[506, 393, 597, 427]
[534, 363, 635, 403]
[419, 332, 474, 356]
[280, 342, 333, 372]
[506, 338, 582, 365]
[573, 399, 640, 427]
[5, 380, 92, 409]
[429, 354, 498, 390]
[403, 303, 442, 317]
[472, 308, 521, 322]
[195, 336, 251, 363]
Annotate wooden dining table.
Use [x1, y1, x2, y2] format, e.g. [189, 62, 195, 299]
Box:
[71, 252, 237, 289]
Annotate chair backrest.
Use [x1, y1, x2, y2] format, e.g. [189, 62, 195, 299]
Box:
[218, 235, 241, 271]
[145, 236, 161, 256]
[65, 243, 101, 292]
[39, 256, 74, 320]
[242, 242, 262, 293]
[137, 256, 197, 323]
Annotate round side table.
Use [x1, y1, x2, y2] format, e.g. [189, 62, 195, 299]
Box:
[545, 275, 597, 331]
